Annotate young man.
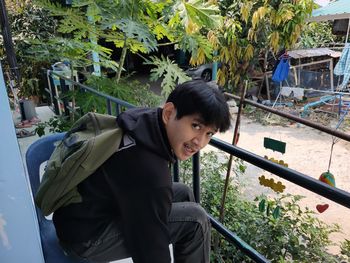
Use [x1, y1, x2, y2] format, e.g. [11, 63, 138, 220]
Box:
[53, 80, 231, 263]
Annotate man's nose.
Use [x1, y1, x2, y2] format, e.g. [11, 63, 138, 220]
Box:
[192, 134, 207, 149]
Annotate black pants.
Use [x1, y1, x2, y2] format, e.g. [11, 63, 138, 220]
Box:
[61, 183, 211, 263]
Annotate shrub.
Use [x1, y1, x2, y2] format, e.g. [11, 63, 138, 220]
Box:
[179, 151, 343, 262]
[35, 115, 74, 137]
[74, 74, 161, 113]
[2, 3, 58, 100]
[35, 75, 161, 136]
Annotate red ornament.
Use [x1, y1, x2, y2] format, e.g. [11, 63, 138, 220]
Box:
[316, 204, 329, 213]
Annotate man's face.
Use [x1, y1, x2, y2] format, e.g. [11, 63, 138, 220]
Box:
[163, 102, 218, 161]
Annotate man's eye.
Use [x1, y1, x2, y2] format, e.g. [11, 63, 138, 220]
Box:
[192, 123, 201, 130]
[207, 132, 214, 138]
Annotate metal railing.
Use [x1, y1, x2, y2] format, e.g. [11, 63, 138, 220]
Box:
[46, 70, 135, 116]
[47, 70, 350, 263]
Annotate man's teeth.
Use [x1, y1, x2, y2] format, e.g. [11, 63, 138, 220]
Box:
[185, 144, 192, 152]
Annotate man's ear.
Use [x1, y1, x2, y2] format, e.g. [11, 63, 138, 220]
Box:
[162, 102, 175, 125]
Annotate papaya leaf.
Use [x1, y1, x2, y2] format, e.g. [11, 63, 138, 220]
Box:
[145, 55, 191, 98]
[174, 0, 221, 31]
[103, 18, 157, 53]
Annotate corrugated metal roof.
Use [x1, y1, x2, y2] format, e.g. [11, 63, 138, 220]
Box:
[288, 48, 341, 59]
[310, 0, 350, 22]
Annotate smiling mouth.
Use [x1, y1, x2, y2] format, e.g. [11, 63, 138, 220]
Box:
[184, 143, 198, 155]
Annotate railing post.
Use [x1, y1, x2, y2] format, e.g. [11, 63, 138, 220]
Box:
[48, 74, 60, 115]
[59, 77, 69, 116]
[106, 99, 112, 115]
[172, 159, 179, 182]
[192, 152, 200, 203]
[116, 104, 121, 116]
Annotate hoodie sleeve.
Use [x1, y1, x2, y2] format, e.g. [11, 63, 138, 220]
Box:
[104, 144, 173, 263]
[117, 185, 172, 263]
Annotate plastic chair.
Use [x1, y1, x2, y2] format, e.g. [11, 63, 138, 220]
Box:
[25, 132, 82, 263]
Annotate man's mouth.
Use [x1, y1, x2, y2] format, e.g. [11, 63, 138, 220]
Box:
[184, 143, 198, 155]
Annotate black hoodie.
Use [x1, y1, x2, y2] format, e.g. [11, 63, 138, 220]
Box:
[53, 107, 175, 263]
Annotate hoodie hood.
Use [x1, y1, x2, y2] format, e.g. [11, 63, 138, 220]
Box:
[117, 107, 175, 163]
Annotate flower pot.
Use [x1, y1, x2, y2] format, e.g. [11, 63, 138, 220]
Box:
[19, 99, 37, 121]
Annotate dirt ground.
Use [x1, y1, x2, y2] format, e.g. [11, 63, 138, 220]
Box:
[210, 112, 350, 255]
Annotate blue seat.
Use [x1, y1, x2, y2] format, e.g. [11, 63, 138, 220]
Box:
[25, 132, 82, 263]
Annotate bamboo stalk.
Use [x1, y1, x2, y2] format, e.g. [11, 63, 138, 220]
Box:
[218, 81, 248, 223]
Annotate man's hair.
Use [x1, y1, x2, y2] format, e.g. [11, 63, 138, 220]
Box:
[166, 80, 231, 132]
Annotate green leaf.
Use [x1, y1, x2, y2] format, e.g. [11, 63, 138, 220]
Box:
[145, 55, 191, 97]
[273, 206, 281, 219]
[153, 23, 173, 41]
[183, 1, 222, 29]
[104, 18, 157, 53]
[179, 34, 213, 62]
[259, 199, 266, 213]
[174, 0, 221, 30]
[238, 164, 246, 173]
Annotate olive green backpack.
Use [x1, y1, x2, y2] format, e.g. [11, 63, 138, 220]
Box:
[35, 112, 123, 216]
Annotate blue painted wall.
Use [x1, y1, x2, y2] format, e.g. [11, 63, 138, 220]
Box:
[0, 63, 44, 262]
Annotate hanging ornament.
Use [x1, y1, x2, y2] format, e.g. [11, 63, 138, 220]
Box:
[264, 156, 289, 167]
[319, 171, 336, 187]
[316, 204, 329, 213]
[263, 137, 286, 154]
[316, 172, 335, 213]
[259, 175, 286, 193]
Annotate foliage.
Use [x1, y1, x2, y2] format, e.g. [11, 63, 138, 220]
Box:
[35, 115, 74, 137]
[145, 55, 191, 98]
[4, 0, 316, 100]
[1, 1, 58, 99]
[6, 2, 57, 41]
[299, 21, 335, 48]
[32, 0, 222, 94]
[207, 0, 314, 92]
[340, 239, 350, 259]
[35, 74, 160, 136]
[166, 0, 221, 66]
[67, 75, 161, 114]
[27, 37, 119, 72]
[35, 69, 161, 136]
[209, 1, 249, 89]
[243, 0, 314, 52]
[179, 151, 343, 262]
[19, 73, 40, 98]
[5, 0, 31, 12]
